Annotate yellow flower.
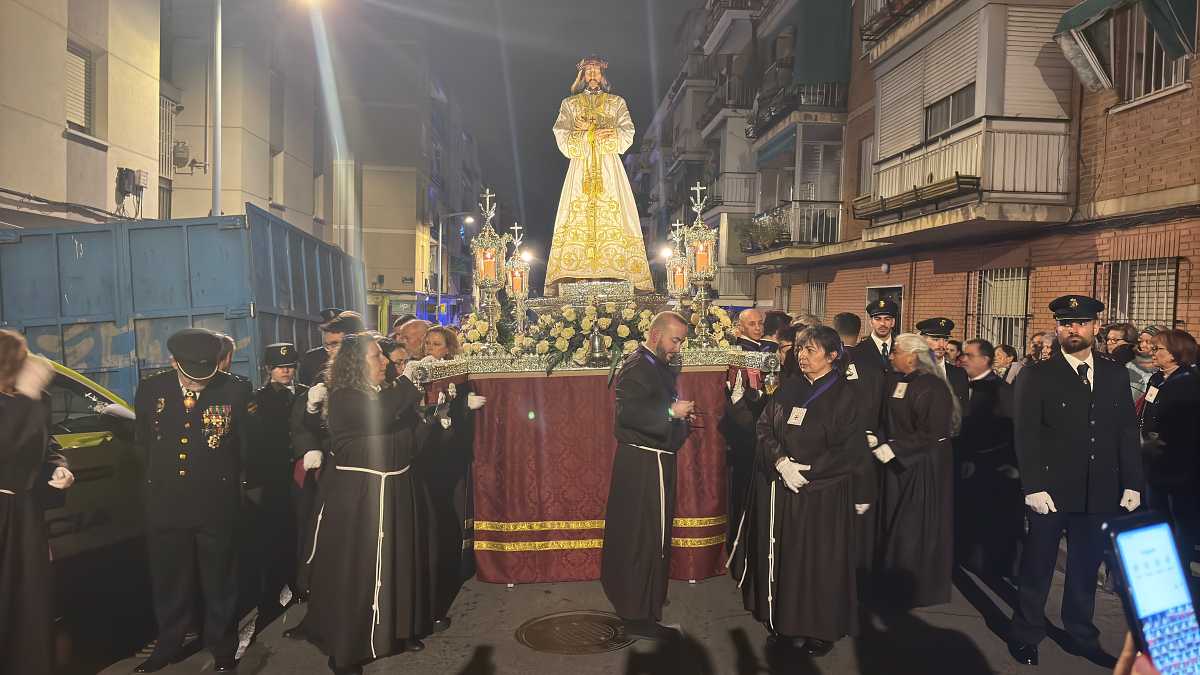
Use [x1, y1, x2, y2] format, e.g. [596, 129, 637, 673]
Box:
[626, 301, 638, 310]
[718, 339, 731, 348]
[617, 324, 631, 338]
[581, 318, 594, 332]
[605, 302, 617, 313]
[466, 329, 481, 342]
[597, 317, 612, 329]
[690, 313, 700, 324]
[603, 335, 613, 348]
[523, 336, 536, 348]
[550, 324, 562, 337]
[572, 348, 588, 365]
[554, 337, 570, 352]
[623, 340, 638, 354]
[561, 327, 576, 340]
[536, 339, 550, 354]
[562, 307, 577, 322]
[621, 308, 636, 320]
[475, 321, 489, 334]
[640, 309, 652, 319]
[720, 315, 732, 327]
[584, 305, 598, 317]
[638, 319, 650, 332]
[538, 314, 553, 326]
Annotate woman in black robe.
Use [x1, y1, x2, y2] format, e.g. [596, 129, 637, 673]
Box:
[0, 330, 72, 675]
[872, 333, 959, 609]
[732, 326, 874, 656]
[302, 333, 434, 674]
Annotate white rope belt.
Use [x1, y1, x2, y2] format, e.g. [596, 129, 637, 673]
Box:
[767, 480, 778, 632]
[334, 463, 411, 659]
[629, 444, 674, 558]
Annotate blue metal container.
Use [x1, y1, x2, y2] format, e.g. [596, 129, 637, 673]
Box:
[0, 204, 364, 401]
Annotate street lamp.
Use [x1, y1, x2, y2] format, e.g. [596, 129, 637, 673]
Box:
[436, 210, 476, 323]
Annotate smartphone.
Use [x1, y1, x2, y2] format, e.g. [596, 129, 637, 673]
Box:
[1104, 511, 1200, 674]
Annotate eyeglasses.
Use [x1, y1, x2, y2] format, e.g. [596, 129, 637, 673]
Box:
[1150, 346, 1165, 353]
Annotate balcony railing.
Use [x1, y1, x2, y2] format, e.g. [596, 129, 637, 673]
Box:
[704, 0, 764, 37]
[856, 118, 1069, 219]
[715, 266, 755, 299]
[745, 81, 847, 139]
[706, 172, 757, 209]
[760, 56, 795, 96]
[745, 200, 841, 251]
[698, 74, 755, 131]
[861, 0, 932, 42]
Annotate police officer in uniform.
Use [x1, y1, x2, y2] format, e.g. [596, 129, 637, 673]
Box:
[297, 308, 343, 386]
[134, 328, 251, 672]
[916, 317, 969, 414]
[244, 343, 307, 624]
[851, 299, 898, 373]
[1007, 295, 1143, 667]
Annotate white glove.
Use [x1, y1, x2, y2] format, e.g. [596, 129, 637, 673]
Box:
[729, 371, 745, 405]
[48, 466, 74, 490]
[14, 355, 54, 398]
[306, 383, 327, 413]
[95, 402, 136, 420]
[402, 360, 421, 383]
[1024, 491, 1057, 515]
[855, 503, 870, 515]
[775, 458, 812, 493]
[447, 383, 458, 399]
[866, 431, 879, 449]
[302, 450, 322, 470]
[467, 393, 487, 410]
[440, 417, 452, 429]
[872, 443, 895, 464]
[1120, 489, 1141, 512]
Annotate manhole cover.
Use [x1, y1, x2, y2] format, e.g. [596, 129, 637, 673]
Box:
[515, 610, 635, 655]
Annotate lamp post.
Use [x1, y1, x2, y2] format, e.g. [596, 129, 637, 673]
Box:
[436, 210, 476, 323]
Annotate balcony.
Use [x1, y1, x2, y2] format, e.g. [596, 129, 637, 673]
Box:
[861, 0, 932, 42]
[703, 0, 764, 56]
[715, 266, 755, 301]
[705, 172, 757, 212]
[698, 74, 754, 134]
[854, 117, 1072, 243]
[745, 82, 847, 139]
[744, 200, 841, 252]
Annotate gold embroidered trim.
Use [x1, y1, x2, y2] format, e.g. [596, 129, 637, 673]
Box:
[474, 538, 604, 552]
[473, 516, 726, 532]
[672, 515, 727, 528]
[670, 534, 726, 548]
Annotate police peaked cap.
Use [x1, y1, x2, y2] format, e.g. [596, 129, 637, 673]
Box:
[916, 317, 954, 338]
[867, 298, 899, 318]
[264, 342, 298, 368]
[1049, 295, 1104, 321]
[168, 328, 223, 381]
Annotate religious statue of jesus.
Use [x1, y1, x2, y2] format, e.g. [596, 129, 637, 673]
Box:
[544, 56, 653, 295]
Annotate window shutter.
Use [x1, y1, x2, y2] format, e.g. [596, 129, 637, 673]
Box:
[923, 14, 979, 104]
[858, 135, 875, 196]
[877, 56, 924, 159]
[1005, 7, 1072, 117]
[66, 44, 91, 131]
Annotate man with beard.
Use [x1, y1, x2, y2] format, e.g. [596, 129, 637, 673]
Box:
[852, 299, 897, 373]
[601, 311, 694, 640]
[916, 318, 970, 418]
[734, 308, 770, 352]
[1007, 295, 1143, 667]
[297, 309, 353, 386]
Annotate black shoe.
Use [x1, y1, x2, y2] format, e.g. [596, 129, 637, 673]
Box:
[282, 623, 308, 640]
[1008, 640, 1039, 666]
[623, 620, 680, 642]
[213, 657, 237, 672]
[432, 617, 451, 633]
[803, 638, 835, 657]
[1065, 639, 1116, 668]
[133, 656, 173, 673]
[327, 657, 362, 675]
[404, 638, 426, 652]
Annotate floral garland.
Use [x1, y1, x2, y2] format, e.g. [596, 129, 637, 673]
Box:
[460, 301, 734, 368]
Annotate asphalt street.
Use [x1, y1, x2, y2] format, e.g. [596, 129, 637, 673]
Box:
[99, 567, 1132, 675]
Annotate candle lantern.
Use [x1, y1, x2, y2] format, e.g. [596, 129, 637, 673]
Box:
[505, 224, 531, 336]
[684, 181, 719, 347]
[665, 220, 690, 301]
[469, 188, 512, 353]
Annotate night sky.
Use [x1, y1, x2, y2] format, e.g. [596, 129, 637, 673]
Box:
[417, 0, 702, 283]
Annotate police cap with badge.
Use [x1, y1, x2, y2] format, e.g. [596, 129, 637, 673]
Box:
[1049, 294, 1104, 323]
[168, 328, 224, 381]
[867, 298, 899, 318]
[264, 342, 298, 369]
[916, 317, 955, 338]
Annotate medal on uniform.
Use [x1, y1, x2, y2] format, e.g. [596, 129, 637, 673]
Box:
[787, 407, 807, 426]
[155, 397, 166, 414]
[1145, 386, 1159, 403]
[892, 382, 908, 399]
[202, 405, 231, 448]
[183, 390, 197, 411]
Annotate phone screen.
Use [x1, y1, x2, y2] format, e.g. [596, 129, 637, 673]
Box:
[1114, 522, 1200, 674]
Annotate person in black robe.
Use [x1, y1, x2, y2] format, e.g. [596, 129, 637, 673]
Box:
[0, 331, 73, 675]
[601, 311, 693, 641]
[731, 325, 874, 657]
[302, 333, 434, 675]
[872, 333, 958, 610]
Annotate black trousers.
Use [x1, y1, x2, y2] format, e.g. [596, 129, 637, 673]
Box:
[147, 523, 238, 659]
[1010, 510, 1107, 645]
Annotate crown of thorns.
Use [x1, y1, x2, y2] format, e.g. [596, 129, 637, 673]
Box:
[576, 56, 609, 71]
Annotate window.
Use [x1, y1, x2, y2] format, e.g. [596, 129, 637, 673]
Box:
[973, 268, 1029, 349]
[808, 282, 828, 321]
[1096, 258, 1178, 327]
[924, 83, 975, 138]
[66, 43, 94, 133]
[858, 135, 875, 197]
[270, 149, 284, 207]
[159, 177, 172, 219]
[1112, 3, 1191, 102]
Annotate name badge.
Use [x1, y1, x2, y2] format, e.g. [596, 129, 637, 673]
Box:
[892, 382, 908, 399]
[787, 407, 807, 426]
[1145, 386, 1159, 403]
[845, 363, 859, 381]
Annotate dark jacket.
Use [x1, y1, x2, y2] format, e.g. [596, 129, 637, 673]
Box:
[843, 347, 887, 436]
[1139, 367, 1200, 489]
[297, 346, 328, 387]
[134, 369, 251, 529]
[613, 346, 690, 452]
[958, 371, 1014, 468]
[850, 335, 894, 374]
[735, 336, 775, 353]
[1013, 351, 1143, 513]
[944, 362, 970, 422]
[245, 381, 307, 487]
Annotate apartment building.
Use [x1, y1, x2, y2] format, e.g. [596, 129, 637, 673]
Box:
[746, 0, 1198, 347]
